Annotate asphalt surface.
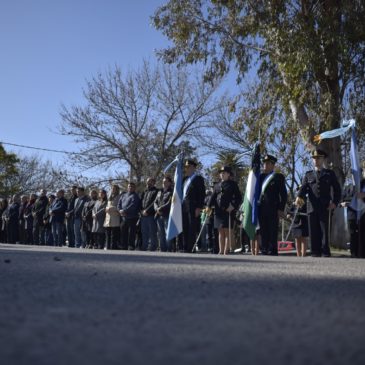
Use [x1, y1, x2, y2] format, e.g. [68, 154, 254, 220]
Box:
[0, 244, 364, 365]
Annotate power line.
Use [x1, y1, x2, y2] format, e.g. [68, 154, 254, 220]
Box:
[0, 141, 85, 156]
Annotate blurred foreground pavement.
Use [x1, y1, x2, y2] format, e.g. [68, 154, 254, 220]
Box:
[0, 244, 364, 365]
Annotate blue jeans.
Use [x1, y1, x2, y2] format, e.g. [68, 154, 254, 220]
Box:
[141, 216, 158, 251]
[52, 221, 64, 246]
[74, 218, 84, 248]
[44, 226, 53, 245]
[156, 216, 172, 252]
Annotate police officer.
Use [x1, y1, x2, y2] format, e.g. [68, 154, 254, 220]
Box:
[296, 149, 341, 257]
[181, 159, 205, 252]
[208, 166, 242, 255]
[258, 154, 287, 255]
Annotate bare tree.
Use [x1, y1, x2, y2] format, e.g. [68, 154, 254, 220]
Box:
[59, 61, 222, 183]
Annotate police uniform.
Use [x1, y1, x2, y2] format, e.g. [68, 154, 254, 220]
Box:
[297, 149, 341, 257]
[181, 159, 205, 252]
[258, 155, 287, 255]
[208, 166, 242, 229]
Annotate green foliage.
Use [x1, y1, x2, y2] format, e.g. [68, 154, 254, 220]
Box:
[0, 144, 19, 197]
[153, 0, 365, 176]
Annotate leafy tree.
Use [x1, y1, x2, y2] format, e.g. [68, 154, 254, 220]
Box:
[0, 144, 19, 197]
[59, 61, 222, 183]
[153, 0, 365, 184]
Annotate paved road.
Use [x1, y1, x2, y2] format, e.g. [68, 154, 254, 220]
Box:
[0, 244, 364, 365]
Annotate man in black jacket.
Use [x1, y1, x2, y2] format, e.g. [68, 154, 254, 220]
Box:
[140, 178, 159, 251]
[154, 176, 173, 252]
[181, 159, 206, 253]
[258, 154, 287, 255]
[296, 149, 341, 257]
[50, 190, 68, 247]
[81, 189, 98, 248]
[65, 186, 77, 247]
[8, 195, 20, 244]
[73, 187, 89, 248]
[32, 189, 48, 245]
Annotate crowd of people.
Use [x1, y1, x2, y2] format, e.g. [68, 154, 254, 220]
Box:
[0, 151, 364, 258]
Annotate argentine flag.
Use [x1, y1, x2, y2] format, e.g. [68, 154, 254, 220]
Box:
[166, 154, 183, 241]
[242, 143, 261, 240]
[349, 126, 365, 219]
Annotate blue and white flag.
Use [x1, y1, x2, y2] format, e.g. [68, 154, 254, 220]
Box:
[313, 119, 355, 142]
[313, 118, 364, 218]
[166, 153, 184, 241]
[349, 126, 365, 218]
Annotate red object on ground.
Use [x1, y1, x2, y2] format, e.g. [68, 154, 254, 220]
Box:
[278, 241, 296, 251]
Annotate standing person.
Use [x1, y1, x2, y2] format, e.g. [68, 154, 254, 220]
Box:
[180, 159, 206, 253]
[287, 190, 309, 257]
[7, 195, 20, 244]
[296, 149, 341, 257]
[104, 184, 121, 250]
[32, 189, 48, 245]
[201, 190, 216, 253]
[140, 178, 159, 251]
[24, 194, 37, 245]
[73, 187, 89, 248]
[341, 168, 365, 258]
[118, 182, 141, 250]
[208, 166, 242, 255]
[18, 195, 28, 244]
[154, 176, 173, 252]
[50, 190, 68, 247]
[65, 186, 77, 247]
[82, 189, 98, 248]
[258, 155, 287, 256]
[92, 189, 107, 249]
[43, 194, 55, 246]
[0, 198, 9, 243]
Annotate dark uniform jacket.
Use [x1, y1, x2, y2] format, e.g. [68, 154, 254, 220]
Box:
[154, 188, 173, 217]
[182, 175, 205, 212]
[209, 180, 242, 212]
[258, 172, 287, 213]
[141, 187, 159, 216]
[298, 169, 341, 214]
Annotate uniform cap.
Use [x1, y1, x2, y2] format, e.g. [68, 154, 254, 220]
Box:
[311, 149, 327, 158]
[262, 154, 277, 164]
[185, 159, 198, 167]
[219, 165, 233, 174]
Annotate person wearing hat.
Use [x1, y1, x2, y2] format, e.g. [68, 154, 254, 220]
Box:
[295, 149, 341, 257]
[287, 186, 309, 257]
[258, 154, 287, 255]
[181, 159, 206, 252]
[207, 166, 242, 255]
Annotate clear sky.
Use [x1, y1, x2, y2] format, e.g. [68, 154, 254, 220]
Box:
[0, 0, 173, 174]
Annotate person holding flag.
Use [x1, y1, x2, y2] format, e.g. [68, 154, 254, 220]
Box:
[296, 149, 341, 257]
[258, 154, 287, 255]
[165, 153, 184, 246]
[181, 159, 206, 253]
[242, 143, 261, 255]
